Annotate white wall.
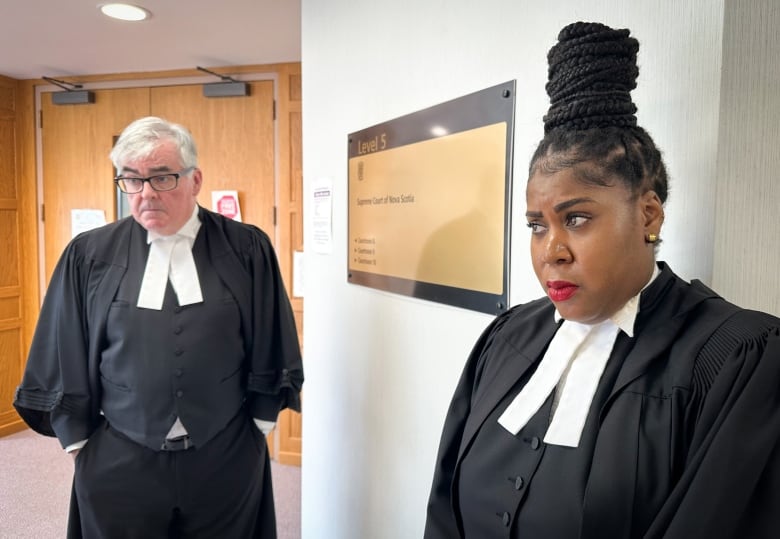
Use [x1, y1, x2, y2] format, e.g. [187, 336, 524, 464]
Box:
[300, 1, 727, 537]
[713, 0, 780, 316]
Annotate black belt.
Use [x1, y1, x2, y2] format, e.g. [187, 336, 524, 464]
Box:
[161, 435, 193, 451]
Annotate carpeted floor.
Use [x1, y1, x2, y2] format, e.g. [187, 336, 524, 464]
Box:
[0, 428, 301, 539]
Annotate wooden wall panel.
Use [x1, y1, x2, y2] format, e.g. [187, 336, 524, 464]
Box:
[0, 326, 22, 432]
[0, 120, 15, 198]
[0, 75, 25, 436]
[0, 209, 20, 286]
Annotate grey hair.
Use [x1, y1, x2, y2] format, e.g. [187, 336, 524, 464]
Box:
[110, 116, 198, 171]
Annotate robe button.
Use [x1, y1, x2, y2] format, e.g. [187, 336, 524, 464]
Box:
[530, 436, 541, 450]
[173, 326, 182, 335]
[176, 390, 184, 398]
[174, 306, 182, 313]
[501, 512, 511, 527]
[175, 369, 183, 377]
[175, 348, 184, 356]
[514, 476, 524, 490]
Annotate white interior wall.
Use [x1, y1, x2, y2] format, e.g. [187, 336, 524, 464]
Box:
[713, 0, 780, 316]
[301, 1, 725, 537]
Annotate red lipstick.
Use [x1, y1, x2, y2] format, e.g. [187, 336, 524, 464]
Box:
[547, 280, 578, 302]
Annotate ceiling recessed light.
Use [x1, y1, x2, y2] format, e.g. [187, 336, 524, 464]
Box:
[99, 3, 151, 22]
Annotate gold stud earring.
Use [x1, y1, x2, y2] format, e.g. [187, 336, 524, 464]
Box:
[645, 233, 659, 244]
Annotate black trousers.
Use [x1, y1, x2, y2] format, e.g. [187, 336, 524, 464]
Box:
[68, 413, 276, 538]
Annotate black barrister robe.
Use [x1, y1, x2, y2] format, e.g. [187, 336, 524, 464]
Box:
[425, 262, 780, 538]
[14, 206, 303, 448]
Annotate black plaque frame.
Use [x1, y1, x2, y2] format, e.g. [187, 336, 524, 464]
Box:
[347, 80, 515, 315]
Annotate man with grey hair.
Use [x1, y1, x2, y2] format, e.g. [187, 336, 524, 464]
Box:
[15, 116, 303, 537]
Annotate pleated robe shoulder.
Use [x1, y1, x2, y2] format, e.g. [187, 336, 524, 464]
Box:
[425, 262, 780, 539]
[14, 207, 303, 448]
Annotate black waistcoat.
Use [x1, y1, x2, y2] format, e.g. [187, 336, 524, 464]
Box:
[99, 224, 245, 450]
[457, 331, 633, 538]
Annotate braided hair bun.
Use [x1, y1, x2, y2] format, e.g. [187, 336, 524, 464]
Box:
[543, 22, 639, 134]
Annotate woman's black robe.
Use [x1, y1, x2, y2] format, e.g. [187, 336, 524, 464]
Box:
[424, 263, 780, 538]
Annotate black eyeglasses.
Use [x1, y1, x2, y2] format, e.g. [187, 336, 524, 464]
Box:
[114, 167, 194, 194]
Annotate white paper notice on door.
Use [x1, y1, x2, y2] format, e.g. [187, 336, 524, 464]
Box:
[71, 209, 106, 238]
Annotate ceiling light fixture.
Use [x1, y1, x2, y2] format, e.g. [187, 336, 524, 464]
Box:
[99, 3, 151, 22]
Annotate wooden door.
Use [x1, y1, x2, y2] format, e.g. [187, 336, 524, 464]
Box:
[41, 87, 150, 282]
[150, 82, 275, 234]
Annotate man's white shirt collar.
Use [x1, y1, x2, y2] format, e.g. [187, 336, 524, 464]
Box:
[137, 205, 203, 310]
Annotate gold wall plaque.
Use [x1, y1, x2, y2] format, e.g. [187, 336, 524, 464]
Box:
[347, 81, 515, 314]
